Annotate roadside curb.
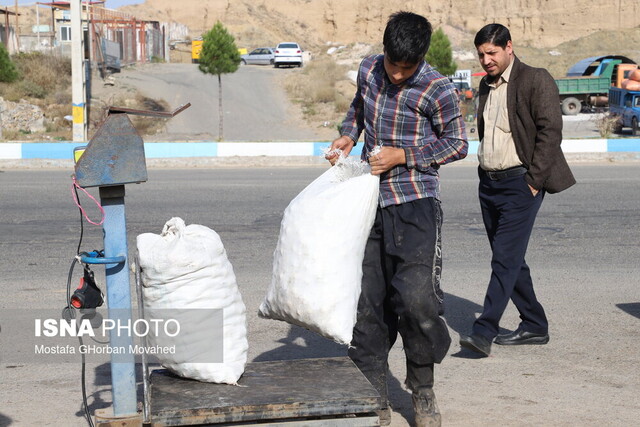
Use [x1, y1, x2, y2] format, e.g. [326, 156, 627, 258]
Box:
[1, 140, 639, 169]
[2, 153, 639, 170]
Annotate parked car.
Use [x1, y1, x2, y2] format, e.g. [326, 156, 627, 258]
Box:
[240, 47, 275, 65]
[274, 42, 303, 68]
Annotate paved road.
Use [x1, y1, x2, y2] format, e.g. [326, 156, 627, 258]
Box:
[1, 163, 639, 426]
[107, 63, 333, 142]
[102, 62, 603, 142]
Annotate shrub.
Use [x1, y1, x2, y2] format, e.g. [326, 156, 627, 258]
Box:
[592, 113, 622, 138]
[286, 59, 349, 104]
[52, 90, 72, 105]
[12, 52, 71, 94]
[1, 129, 20, 141]
[0, 82, 25, 102]
[0, 44, 19, 82]
[280, 57, 355, 128]
[334, 93, 352, 113]
[87, 92, 169, 139]
[426, 28, 457, 76]
[17, 80, 46, 99]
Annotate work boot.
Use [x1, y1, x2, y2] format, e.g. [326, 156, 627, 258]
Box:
[412, 388, 441, 427]
[376, 406, 391, 426]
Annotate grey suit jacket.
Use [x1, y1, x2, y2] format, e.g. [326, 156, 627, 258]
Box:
[477, 56, 576, 193]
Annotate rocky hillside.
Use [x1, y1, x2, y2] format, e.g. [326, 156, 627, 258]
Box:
[118, 0, 640, 77]
[3, 0, 640, 140]
[7, 0, 640, 76]
[121, 0, 639, 49]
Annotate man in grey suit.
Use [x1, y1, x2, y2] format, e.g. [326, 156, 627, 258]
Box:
[460, 23, 576, 357]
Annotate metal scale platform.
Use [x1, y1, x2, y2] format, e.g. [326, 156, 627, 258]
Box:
[147, 357, 381, 426]
[77, 105, 382, 426]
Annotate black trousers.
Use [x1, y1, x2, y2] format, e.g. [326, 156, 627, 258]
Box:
[473, 168, 548, 339]
[348, 197, 451, 403]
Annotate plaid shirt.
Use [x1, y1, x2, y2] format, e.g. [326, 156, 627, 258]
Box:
[340, 54, 468, 207]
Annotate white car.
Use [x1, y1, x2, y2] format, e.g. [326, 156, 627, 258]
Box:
[274, 42, 303, 68]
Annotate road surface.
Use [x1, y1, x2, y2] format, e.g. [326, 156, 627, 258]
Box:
[98, 63, 336, 142]
[95, 63, 603, 142]
[0, 163, 639, 426]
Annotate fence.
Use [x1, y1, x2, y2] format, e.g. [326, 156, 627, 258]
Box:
[5, 4, 184, 69]
[0, 22, 19, 54]
[87, 5, 166, 69]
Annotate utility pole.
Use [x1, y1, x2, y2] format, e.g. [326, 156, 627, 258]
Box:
[12, 0, 20, 54]
[71, 0, 87, 141]
[14, 0, 18, 46]
[36, 3, 41, 49]
[86, 0, 94, 70]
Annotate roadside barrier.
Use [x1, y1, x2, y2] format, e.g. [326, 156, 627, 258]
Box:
[1, 139, 639, 160]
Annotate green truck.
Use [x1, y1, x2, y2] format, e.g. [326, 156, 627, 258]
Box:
[555, 56, 637, 115]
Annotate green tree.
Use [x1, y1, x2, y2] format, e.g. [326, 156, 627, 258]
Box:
[198, 21, 241, 141]
[0, 43, 19, 83]
[426, 28, 457, 77]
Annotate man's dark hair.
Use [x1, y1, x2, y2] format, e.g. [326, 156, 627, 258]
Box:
[383, 11, 432, 64]
[474, 23, 512, 48]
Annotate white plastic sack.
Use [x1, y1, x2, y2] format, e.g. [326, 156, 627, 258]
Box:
[136, 217, 248, 384]
[259, 156, 380, 345]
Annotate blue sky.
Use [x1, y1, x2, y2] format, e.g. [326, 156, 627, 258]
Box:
[0, 1, 144, 8]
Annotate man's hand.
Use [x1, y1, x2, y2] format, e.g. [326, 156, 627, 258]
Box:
[326, 135, 355, 165]
[528, 184, 539, 197]
[369, 147, 406, 175]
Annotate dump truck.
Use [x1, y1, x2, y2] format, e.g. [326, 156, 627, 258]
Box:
[609, 87, 640, 135]
[555, 55, 637, 115]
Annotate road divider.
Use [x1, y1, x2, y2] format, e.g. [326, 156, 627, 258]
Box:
[1, 139, 639, 160]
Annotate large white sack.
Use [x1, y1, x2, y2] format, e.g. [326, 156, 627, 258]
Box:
[136, 217, 248, 384]
[259, 156, 380, 345]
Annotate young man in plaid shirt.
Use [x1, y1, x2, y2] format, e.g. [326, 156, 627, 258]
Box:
[327, 11, 468, 427]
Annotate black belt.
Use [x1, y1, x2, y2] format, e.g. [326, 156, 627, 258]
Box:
[483, 166, 527, 180]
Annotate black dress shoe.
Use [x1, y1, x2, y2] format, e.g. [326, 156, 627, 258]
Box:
[459, 333, 491, 356]
[494, 329, 549, 346]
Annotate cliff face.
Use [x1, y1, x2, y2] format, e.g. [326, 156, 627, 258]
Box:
[121, 0, 640, 50]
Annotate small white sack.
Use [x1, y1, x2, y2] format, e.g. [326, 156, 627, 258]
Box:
[136, 217, 248, 384]
[259, 156, 380, 345]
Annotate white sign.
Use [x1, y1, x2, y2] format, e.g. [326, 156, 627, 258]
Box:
[32, 25, 50, 33]
[451, 69, 472, 85]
